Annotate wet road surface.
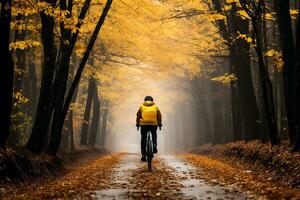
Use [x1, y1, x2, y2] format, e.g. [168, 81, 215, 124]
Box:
[93, 154, 254, 200]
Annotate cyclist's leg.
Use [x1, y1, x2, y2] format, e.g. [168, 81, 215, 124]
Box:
[150, 126, 158, 153]
[140, 126, 147, 159]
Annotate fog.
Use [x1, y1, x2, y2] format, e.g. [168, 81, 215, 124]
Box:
[104, 68, 198, 154]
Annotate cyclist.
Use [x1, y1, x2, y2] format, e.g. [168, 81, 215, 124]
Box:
[136, 96, 162, 161]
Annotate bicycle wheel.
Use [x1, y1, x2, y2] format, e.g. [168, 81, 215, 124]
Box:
[147, 138, 153, 171]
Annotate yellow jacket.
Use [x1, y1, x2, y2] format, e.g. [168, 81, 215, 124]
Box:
[136, 101, 162, 126]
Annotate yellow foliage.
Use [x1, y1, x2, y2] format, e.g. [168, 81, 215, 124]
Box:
[224, 5, 232, 11]
[236, 31, 252, 43]
[11, 0, 227, 121]
[265, 49, 284, 71]
[79, 0, 225, 105]
[211, 73, 237, 84]
[11, 19, 41, 33]
[236, 10, 250, 20]
[290, 9, 299, 16]
[209, 13, 226, 21]
[9, 40, 41, 51]
[14, 91, 30, 106]
[225, 0, 239, 3]
[264, 13, 274, 20]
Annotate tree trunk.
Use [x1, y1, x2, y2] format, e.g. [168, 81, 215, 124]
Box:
[100, 105, 108, 146]
[47, 48, 72, 154]
[252, 17, 279, 145]
[254, 7, 268, 143]
[28, 50, 38, 113]
[211, 81, 226, 144]
[88, 86, 100, 146]
[68, 81, 79, 152]
[65, 55, 79, 152]
[59, 126, 69, 151]
[26, 0, 57, 153]
[46, 0, 74, 155]
[273, 0, 297, 145]
[190, 78, 204, 144]
[229, 48, 244, 141]
[211, 1, 261, 141]
[80, 78, 96, 145]
[13, 21, 26, 93]
[292, 2, 300, 152]
[255, 66, 269, 143]
[54, 0, 113, 152]
[69, 110, 75, 152]
[230, 4, 261, 141]
[212, 101, 225, 144]
[39, 0, 95, 155]
[9, 18, 27, 146]
[0, 0, 14, 148]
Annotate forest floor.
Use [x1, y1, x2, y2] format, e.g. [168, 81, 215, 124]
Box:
[1, 148, 299, 199]
[189, 141, 300, 199]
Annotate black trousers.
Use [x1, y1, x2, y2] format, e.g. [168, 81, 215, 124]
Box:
[140, 125, 157, 155]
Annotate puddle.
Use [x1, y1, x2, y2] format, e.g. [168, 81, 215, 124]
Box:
[162, 155, 255, 200]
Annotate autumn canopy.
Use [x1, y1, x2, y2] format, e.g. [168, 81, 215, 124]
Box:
[0, 0, 300, 154]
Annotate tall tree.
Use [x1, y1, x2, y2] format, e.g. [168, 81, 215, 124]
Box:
[0, 0, 14, 148]
[273, 0, 297, 145]
[230, 3, 261, 141]
[99, 103, 108, 146]
[211, 0, 261, 141]
[88, 85, 100, 146]
[47, 0, 113, 155]
[26, 0, 57, 152]
[292, 2, 300, 152]
[80, 78, 96, 145]
[28, 0, 94, 153]
[240, 0, 279, 145]
[47, 0, 76, 154]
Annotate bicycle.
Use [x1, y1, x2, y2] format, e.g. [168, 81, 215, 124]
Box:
[137, 126, 161, 171]
[146, 130, 154, 171]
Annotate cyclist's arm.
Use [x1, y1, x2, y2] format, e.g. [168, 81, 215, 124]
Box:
[157, 109, 162, 126]
[136, 108, 141, 126]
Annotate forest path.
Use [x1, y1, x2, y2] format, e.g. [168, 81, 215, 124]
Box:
[2, 153, 257, 199]
[92, 154, 252, 200]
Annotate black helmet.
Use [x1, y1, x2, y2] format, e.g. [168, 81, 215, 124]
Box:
[144, 96, 153, 101]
